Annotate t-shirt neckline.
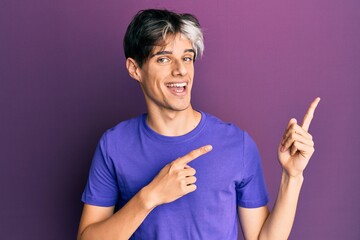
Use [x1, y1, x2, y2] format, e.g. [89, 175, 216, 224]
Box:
[141, 111, 207, 143]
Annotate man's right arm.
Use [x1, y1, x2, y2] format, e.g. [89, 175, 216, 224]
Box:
[77, 187, 153, 240]
[77, 145, 212, 240]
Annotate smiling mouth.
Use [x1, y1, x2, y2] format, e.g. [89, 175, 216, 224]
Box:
[165, 82, 188, 93]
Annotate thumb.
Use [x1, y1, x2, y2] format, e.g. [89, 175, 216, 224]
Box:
[288, 118, 297, 128]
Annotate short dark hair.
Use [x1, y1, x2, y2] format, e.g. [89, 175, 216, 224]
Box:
[123, 9, 204, 67]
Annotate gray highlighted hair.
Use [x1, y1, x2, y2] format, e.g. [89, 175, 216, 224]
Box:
[124, 9, 204, 67]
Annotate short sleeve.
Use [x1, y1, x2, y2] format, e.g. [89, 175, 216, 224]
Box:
[81, 133, 119, 207]
[236, 131, 269, 208]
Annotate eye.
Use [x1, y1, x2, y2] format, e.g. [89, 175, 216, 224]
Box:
[183, 57, 193, 62]
[157, 57, 170, 63]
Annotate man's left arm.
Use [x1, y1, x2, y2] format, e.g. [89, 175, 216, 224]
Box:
[238, 97, 320, 240]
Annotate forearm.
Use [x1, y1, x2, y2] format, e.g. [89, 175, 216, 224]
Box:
[78, 146, 209, 240]
[259, 171, 303, 240]
[79, 187, 155, 240]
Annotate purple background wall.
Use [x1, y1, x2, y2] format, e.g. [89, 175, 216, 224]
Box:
[1, 0, 359, 239]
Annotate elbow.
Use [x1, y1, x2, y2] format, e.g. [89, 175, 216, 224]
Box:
[77, 225, 91, 240]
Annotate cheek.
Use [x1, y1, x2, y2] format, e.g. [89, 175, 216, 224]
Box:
[187, 64, 194, 75]
[143, 74, 165, 93]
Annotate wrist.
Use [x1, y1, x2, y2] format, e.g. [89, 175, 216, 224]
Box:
[138, 186, 158, 211]
[281, 170, 304, 186]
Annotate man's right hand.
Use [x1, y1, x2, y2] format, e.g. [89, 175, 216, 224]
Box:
[142, 145, 213, 210]
[78, 145, 213, 240]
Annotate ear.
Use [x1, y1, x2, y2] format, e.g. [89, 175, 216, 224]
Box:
[126, 58, 142, 82]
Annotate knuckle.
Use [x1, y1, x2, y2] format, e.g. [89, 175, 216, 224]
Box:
[199, 146, 207, 154]
[168, 163, 176, 172]
[282, 134, 288, 142]
[180, 183, 187, 192]
[188, 151, 196, 159]
[287, 129, 294, 136]
[187, 184, 196, 193]
[164, 163, 171, 169]
[170, 160, 178, 167]
[287, 135, 295, 143]
[180, 178, 187, 185]
[163, 164, 171, 172]
[170, 164, 181, 173]
[308, 133, 313, 140]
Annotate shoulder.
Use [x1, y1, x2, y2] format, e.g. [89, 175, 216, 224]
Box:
[108, 114, 143, 134]
[98, 114, 144, 147]
[203, 111, 245, 137]
[202, 111, 258, 148]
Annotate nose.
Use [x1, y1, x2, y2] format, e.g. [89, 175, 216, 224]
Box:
[172, 59, 187, 77]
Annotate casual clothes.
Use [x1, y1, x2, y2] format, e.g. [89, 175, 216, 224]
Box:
[82, 111, 269, 239]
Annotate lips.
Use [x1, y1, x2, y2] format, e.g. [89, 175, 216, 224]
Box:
[165, 82, 188, 95]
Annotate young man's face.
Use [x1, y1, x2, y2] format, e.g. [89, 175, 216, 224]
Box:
[136, 33, 195, 113]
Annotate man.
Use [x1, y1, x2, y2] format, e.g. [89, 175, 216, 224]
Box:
[78, 9, 320, 240]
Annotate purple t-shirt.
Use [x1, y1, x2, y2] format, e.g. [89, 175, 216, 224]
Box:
[82, 111, 269, 239]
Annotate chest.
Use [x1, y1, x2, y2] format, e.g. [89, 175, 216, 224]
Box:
[112, 140, 244, 204]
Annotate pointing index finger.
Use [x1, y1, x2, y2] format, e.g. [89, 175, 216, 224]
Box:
[176, 145, 213, 165]
[301, 97, 321, 131]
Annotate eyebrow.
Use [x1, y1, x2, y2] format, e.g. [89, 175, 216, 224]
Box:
[150, 49, 196, 58]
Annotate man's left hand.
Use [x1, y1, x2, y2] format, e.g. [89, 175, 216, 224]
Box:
[278, 97, 320, 177]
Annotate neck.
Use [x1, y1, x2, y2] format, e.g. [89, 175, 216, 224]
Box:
[146, 106, 201, 136]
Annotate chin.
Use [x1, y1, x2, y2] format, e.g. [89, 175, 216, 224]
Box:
[170, 103, 192, 112]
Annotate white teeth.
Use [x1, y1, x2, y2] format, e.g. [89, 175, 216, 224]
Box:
[166, 82, 187, 88]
